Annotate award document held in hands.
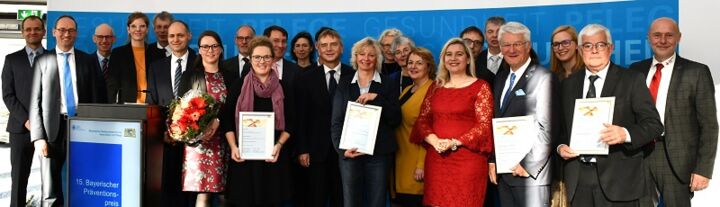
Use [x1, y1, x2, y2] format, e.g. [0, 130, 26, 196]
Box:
[492, 115, 537, 174]
[570, 97, 615, 155]
[238, 112, 275, 160]
[339, 101, 383, 155]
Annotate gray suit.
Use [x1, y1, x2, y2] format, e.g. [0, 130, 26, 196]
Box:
[29, 49, 106, 207]
[631, 55, 718, 206]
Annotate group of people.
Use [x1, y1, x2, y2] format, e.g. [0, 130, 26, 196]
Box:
[2, 9, 716, 207]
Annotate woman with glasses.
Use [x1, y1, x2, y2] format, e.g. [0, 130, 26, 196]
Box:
[390, 35, 416, 92]
[411, 38, 494, 207]
[331, 37, 401, 207]
[176, 30, 236, 207]
[550, 25, 585, 81]
[223, 36, 295, 207]
[291, 31, 315, 70]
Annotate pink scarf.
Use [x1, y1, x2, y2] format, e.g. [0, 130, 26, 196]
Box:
[236, 69, 285, 130]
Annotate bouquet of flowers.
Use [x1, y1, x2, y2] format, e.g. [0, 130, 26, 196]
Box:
[167, 89, 220, 145]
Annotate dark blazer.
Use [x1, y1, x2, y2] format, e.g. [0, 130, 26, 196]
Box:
[148, 42, 170, 59]
[630, 56, 718, 182]
[178, 64, 238, 136]
[559, 63, 663, 201]
[106, 43, 166, 103]
[493, 63, 556, 186]
[146, 50, 197, 106]
[221, 55, 247, 84]
[29, 49, 108, 142]
[295, 64, 354, 162]
[330, 71, 401, 156]
[2, 48, 43, 133]
[475, 49, 495, 88]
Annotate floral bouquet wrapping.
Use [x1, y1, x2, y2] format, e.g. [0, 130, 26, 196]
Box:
[167, 89, 220, 145]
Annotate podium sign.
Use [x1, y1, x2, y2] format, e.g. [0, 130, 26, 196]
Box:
[67, 119, 143, 207]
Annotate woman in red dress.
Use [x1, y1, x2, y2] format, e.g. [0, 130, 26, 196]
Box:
[411, 38, 494, 207]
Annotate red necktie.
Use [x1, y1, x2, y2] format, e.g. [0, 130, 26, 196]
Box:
[649, 63, 664, 103]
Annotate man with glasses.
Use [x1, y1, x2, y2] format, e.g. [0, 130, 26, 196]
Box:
[294, 28, 350, 207]
[2, 15, 45, 207]
[30, 15, 107, 207]
[556, 24, 663, 206]
[489, 22, 555, 206]
[223, 25, 255, 82]
[91, 23, 115, 82]
[460, 26, 495, 88]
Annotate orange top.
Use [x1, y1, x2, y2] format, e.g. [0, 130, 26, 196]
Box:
[132, 46, 147, 103]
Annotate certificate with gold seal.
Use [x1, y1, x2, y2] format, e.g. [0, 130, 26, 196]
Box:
[570, 97, 615, 155]
[238, 112, 275, 160]
[492, 115, 536, 174]
[339, 101, 383, 155]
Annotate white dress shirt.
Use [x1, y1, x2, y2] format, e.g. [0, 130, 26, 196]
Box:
[238, 54, 248, 75]
[500, 57, 531, 107]
[274, 59, 284, 80]
[323, 63, 341, 90]
[158, 42, 171, 57]
[96, 51, 109, 66]
[55, 47, 79, 114]
[351, 70, 382, 94]
[170, 50, 190, 90]
[583, 63, 631, 143]
[645, 53, 675, 131]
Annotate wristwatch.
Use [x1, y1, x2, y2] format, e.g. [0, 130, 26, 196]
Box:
[451, 139, 460, 151]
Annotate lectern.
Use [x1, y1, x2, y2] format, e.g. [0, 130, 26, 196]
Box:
[66, 104, 164, 207]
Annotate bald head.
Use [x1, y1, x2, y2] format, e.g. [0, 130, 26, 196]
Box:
[93, 23, 116, 57]
[648, 17, 681, 61]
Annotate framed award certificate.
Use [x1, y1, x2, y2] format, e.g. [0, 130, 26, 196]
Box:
[238, 112, 275, 160]
[570, 97, 615, 155]
[339, 101, 382, 155]
[492, 115, 537, 174]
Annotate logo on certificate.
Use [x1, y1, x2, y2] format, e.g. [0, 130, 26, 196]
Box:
[496, 125, 518, 135]
[124, 128, 136, 138]
[242, 118, 266, 128]
[579, 106, 598, 116]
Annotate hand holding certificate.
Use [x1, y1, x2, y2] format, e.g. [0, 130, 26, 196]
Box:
[238, 112, 275, 160]
[339, 101, 382, 155]
[569, 97, 615, 155]
[492, 115, 536, 174]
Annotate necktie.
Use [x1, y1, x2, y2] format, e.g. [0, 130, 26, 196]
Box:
[586, 75, 599, 98]
[500, 72, 516, 111]
[101, 58, 109, 80]
[29, 51, 36, 67]
[649, 63, 664, 103]
[174, 58, 183, 97]
[63, 53, 76, 117]
[489, 56, 500, 72]
[328, 70, 338, 99]
[272, 62, 281, 79]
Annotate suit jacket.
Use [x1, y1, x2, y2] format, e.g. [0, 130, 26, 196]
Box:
[475, 49, 495, 88]
[88, 51, 110, 90]
[559, 63, 663, 201]
[295, 64, 354, 162]
[146, 50, 197, 106]
[330, 71, 401, 156]
[29, 49, 107, 143]
[2, 48, 44, 133]
[630, 56, 718, 182]
[106, 43, 166, 103]
[493, 63, 555, 186]
[221, 55, 247, 84]
[148, 42, 170, 59]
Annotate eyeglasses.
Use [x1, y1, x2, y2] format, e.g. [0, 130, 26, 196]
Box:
[462, 38, 483, 47]
[552, 39, 574, 49]
[236, 36, 252, 42]
[55, 28, 77, 34]
[129, 24, 147, 30]
[581, 42, 611, 52]
[94, 35, 115, 40]
[199, 44, 222, 51]
[251, 55, 273, 62]
[500, 41, 527, 49]
[394, 48, 411, 56]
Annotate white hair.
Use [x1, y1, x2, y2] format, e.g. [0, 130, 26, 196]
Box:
[578, 24, 613, 44]
[391, 35, 415, 52]
[498, 21, 531, 43]
[378, 28, 403, 42]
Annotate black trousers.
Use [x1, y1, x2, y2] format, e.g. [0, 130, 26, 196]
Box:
[571, 162, 639, 207]
[40, 118, 67, 207]
[10, 132, 34, 207]
[298, 153, 343, 207]
[160, 142, 189, 207]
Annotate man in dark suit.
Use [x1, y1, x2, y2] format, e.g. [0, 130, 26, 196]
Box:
[557, 24, 663, 206]
[90, 23, 115, 82]
[262, 25, 300, 89]
[148, 11, 173, 58]
[479, 16, 506, 75]
[29, 15, 107, 207]
[146, 20, 196, 207]
[489, 22, 555, 206]
[2, 15, 45, 207]
[630, 17, 718, 207]
[107, 12, 166, 103]
[223, 25, 255, 81]
[460, 26, 495, 88]
[294, 28, 350, 207]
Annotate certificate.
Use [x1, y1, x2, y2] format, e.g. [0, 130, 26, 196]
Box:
[492, 115, 537, 174]
[570, 97, 615, 155]
[238, 112, 275, 160]
[339, 101, 382, 155]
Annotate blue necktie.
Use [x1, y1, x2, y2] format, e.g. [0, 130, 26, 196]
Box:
[63, 53, 76, 117]
[501, 72, 516, 111]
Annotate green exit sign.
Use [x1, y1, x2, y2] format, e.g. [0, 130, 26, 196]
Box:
[17, 9, 42, 20]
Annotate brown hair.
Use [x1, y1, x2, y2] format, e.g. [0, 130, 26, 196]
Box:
[549, 25, 585, 80]
[249, 36, 275, 59]
[126, 11, 149, 27]
[408, 47, 437, 79]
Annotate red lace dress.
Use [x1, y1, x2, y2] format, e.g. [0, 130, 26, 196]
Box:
[182, 72, 228, 192]
[411, 80, 494, 207]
